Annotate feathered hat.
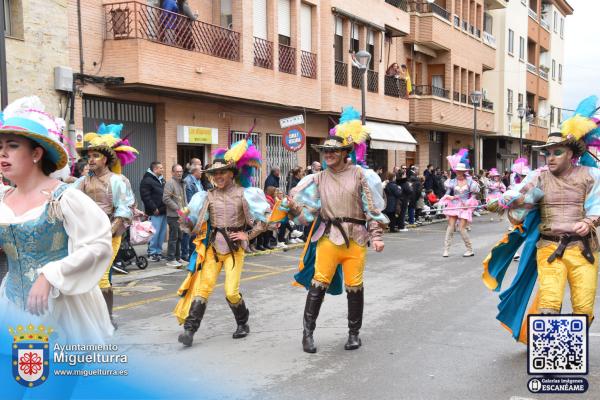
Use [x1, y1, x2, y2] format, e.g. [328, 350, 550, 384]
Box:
[533, 95, 600, 159]
[0, 96, 69, 170]
[312, 106, 370, 165]
[84, 123, 138, 174]
[511, 157, 530, 176]
[488, 167, 501, 177]
[447, 148, 471, 172]
[205, 124, 262, 188]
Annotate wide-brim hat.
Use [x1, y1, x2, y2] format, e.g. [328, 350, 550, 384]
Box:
[202, 158, 237, 174]
[532, 131, 586, 157]
[488, 168, 501, 177]
[454, 162, 470, 171]
[0, 112, 68, 171]
[311, 136, 354, 152]
[85, 143, 118, 165]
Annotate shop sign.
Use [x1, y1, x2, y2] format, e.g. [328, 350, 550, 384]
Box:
[177, 126, 218, 144]
[283, 126, 305, 152]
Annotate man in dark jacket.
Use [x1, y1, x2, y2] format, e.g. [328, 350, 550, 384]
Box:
[395, 167, 412, 231]
[424, 164, 435, 191]
[383, 172, 402, 233]
[140, 161, 167, 262]
[264, 167, 281, 190]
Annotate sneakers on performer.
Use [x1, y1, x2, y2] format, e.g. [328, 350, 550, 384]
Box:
[166, 260, 183, 268]
[473, 211, 481, 217]
[463, 251, 474, 257]
[442, 250, 449, 257]
[290, 230, 304, 239]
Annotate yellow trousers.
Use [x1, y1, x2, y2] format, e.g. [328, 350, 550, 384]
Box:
[99, 235, 122, 289]
[314, 238, 367, 287]
[196, 246, 245, 304]
[537, 244, 599, 321]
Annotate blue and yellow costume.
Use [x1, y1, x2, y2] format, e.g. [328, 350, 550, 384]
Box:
[273, 107, 388, 353]
[174, 137, 270, 346]
[483, 96, 600, 343]
[74, 123, 137, 325]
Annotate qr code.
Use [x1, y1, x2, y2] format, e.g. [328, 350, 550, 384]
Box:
[528, 315, 588, 375]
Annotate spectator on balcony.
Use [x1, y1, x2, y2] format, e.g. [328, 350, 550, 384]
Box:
[386, 63, 401, 77]
[176, 0, 197, 50]
[400, 64, 413, 94]
[160, 0, 179, 45]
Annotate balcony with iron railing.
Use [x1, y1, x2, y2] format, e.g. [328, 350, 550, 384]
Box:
[385, 0, 409, 12]
[538, 66, 549, 80]
[367, 70, 379, 93]
[351, 66, 363, 89]
[253, 37, 273, 69]
[104, 1, 241, 61]
[527, 63, 538, 74]
[279, 44, 296, 74]
[101, 2, 321, 109]
[335, 61, 348, 86]
[481, 99, 494, 111]
[482, 31, 496, 48]
[410, 89, 495, 132]
[301, 51, 317, 79]
[413, 85, 449, 99]
[454, 15, 460, 27]
[408, 1, 450, 20]
[540, 18, 550, 31]
[528, 7, 538, 21]
[384, 75, 408, 98]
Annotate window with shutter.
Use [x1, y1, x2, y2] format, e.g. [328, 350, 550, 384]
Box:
[300, 3, 312, 52]
[278, 0, 291, 43]
[253, 0, 267, 39]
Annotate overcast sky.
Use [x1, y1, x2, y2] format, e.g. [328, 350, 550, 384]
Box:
[563, 0, 600, 112]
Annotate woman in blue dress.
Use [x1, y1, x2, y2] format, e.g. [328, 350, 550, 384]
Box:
[0, 97, 114, 343]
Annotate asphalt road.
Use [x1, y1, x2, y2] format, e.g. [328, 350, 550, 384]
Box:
[110, 218, 600, 400]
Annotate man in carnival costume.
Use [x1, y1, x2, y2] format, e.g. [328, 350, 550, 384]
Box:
[174, 133, 270, 347]
[272, 107, 387, 353]
[75, 124, 138, 327]
[483, 96, 600, 344]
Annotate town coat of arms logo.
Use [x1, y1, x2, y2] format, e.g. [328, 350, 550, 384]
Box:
[9, 324, 52, 388]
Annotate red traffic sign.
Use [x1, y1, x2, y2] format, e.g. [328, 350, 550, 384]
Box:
[283, 126, 305, 152]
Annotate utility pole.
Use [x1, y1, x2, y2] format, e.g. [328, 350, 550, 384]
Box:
[0, 4, 8, 108]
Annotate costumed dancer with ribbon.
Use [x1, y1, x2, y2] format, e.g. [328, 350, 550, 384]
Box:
[510, 157, 531, 188]
[439, 149, 480, 257]
[272, 107, 387, 353]
[74, 124, 137, 328]
[486, 168, 506, 222]
[174, 134, 270, 347]
[0, 97, 114, 343]
[483, 95, 600, 344]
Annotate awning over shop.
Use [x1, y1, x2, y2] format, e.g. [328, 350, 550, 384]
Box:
[366, 121, 417, 152]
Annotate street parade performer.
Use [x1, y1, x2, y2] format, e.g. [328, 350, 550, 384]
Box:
[74, 123, 137, 327]
[510, 157, 531, 188]
[485, 168, 506, 204]
[483, 95, 600, 344]
[174, 135, 270, 347]
[0, 97, 114, 343]
[439, 149, 480, 258]
[272, 107, 387, 353]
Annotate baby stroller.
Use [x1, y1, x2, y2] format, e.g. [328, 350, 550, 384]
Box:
[112, 209, 154, 274]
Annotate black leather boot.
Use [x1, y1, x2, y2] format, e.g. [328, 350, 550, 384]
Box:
[302, 282, 326, 353]
[101, 288, 117, 330]
[178, 298, 207, 347]
[344, 286, 364, 350]
[228, 297, 250, 339]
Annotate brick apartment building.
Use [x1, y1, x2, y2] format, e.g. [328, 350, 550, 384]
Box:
[66, 0, 417, 195]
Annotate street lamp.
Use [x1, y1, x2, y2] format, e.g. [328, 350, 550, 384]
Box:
[352, 50, 371, 126]
[517, 106, 526, 158]
[470, 90, 482, 173]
